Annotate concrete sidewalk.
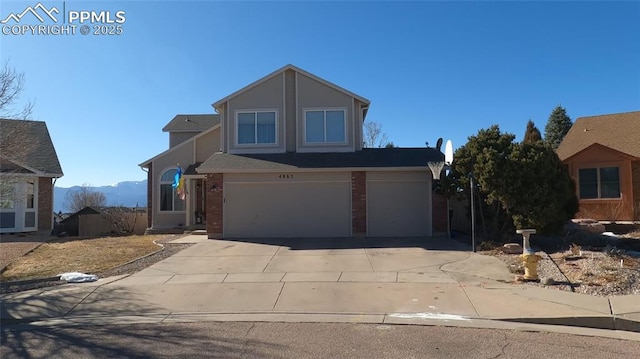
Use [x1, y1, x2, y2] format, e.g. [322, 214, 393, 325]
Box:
[1, 235, 639, 340]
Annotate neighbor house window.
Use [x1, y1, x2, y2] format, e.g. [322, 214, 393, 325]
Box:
[578, 167, 620, 199]
[237, 111, 276, 145]
[26, 181, 35, 209]
[24, 181, 36, 228]
[305, 109, 346, 143]
[160, 169, 185, 212]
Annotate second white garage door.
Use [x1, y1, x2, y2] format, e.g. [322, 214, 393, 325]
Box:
[367, 171, 432, 237]
[223, 172, 351, 238]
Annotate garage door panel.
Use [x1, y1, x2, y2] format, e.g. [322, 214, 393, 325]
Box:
[224, 180, 351, 238]
[367, 176, 431, 237]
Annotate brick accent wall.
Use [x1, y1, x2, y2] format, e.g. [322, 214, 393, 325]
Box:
[38, 177, 53, 232]
[351, 171, 366, 236]
[633, 161, 640, 220]
[147, 163, 152, 228]
[432, 192, 448, 235]
[206, 173, 224, 238]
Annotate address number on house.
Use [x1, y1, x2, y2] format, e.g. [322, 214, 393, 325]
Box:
[278, 174, 294, 179]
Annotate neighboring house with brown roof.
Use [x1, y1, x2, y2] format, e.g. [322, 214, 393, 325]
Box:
[0, 119, 63, 233]
[556, 111, 640, 221]
[140, 64, 446, 238]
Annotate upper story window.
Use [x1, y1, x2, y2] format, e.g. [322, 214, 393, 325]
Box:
[304, 109, 346, 144]
[159, 169, 185, 212]
[578, 167, 620, 199]
[236, 111, 277, 145]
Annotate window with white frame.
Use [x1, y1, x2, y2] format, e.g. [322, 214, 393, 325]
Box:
[305, 109, 346, 144]
[578, 167, 620, 199]
[236, 111, 276, 145]
[159, 169, 185, 212]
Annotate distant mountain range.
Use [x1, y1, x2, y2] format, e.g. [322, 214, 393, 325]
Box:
[54, 180, 147, 213]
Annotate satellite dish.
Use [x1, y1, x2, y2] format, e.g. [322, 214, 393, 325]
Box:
[435, 138, 443, 151]
[445, 140, 453, 165]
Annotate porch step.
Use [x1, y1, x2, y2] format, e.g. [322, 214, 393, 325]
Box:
[189, 230, 208, 236]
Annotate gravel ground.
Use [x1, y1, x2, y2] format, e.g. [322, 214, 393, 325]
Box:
[0, 238, 193, 294]
[488, 248, 640, 296]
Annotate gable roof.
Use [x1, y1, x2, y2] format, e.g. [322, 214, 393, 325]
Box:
[556, 111, 640, 161]
[162, 114, 220, 132]
[212, 64, 371, 109]
[197, 148, 443, 173]
[139, 120, 221, 167]
[0, 119, 63, 177]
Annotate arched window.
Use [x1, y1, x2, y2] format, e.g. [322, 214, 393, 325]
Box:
[159, 168, 185, 212]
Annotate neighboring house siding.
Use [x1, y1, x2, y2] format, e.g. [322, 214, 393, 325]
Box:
[566, 145, 634, 221]
[170, 132, 199, 148]
[225, 73, 285, 154]
[296, 73, 355, 152]
[195, 128, 221, 162]
[38, 177, 53, 232]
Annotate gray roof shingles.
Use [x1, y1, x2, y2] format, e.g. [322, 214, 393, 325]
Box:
[162, 114, 220, 132]
[0, 119, 63, 176]
[197, 148, 444, 172]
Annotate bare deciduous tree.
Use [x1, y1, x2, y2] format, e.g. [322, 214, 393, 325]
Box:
[101, 206, 139, 234]
[0, 60, 33, 120]
[363, 121, 391, 148]
[0, 61, 36, 205]
[64, 184, 106, 213]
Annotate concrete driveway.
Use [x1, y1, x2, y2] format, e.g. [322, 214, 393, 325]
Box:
[64, 235, 516, 317]
[117, 236, 511, 286]
[4, 235, 638, 337]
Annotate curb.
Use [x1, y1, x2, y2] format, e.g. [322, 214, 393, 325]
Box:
[2, 312, 639, 341]
[500, 316, 640, 333]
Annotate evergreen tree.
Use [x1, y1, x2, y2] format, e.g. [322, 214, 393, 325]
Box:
[523, 120, 542, 143]
[441, 125, 578, 242]
[544, 106, 573, 149]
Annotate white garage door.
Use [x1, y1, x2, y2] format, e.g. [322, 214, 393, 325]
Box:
[224, 172, 351, 238]
[367, 171, 432, 237]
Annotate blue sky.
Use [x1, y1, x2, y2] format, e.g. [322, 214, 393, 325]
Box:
[2, 0, 639, 187]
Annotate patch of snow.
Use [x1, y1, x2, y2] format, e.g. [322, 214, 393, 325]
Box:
[59, 272, 99, 283]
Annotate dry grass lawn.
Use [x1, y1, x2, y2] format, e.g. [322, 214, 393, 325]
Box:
[0, 235, 170, 281]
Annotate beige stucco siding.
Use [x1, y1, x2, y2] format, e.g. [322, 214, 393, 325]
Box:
[296, 73, 355, 152]
[151, 143, 192, 229]
[285, 69, 297, 152]
[226, 73, 285, 154]
[367, 171, 432, 237]
[195, 128, 221, 162]
[170, 132, 198, 148]
[223, 172, 351, 238]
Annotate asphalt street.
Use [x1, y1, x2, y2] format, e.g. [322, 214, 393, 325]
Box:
[2, 322, 639, 359]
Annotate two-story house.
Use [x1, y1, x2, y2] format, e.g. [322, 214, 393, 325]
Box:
[140, 65, 446, 239]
